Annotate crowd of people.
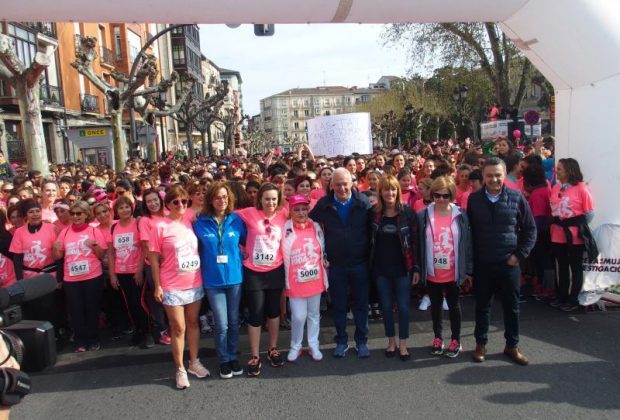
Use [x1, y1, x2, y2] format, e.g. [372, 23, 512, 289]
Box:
[0, 134, 597, 390]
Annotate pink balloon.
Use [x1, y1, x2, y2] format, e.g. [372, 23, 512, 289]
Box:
[513, 129, 521, 139]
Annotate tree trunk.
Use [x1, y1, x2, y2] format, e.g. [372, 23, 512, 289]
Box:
[185, 123, 194, 159]
[200, 130, 206, 157]
[14, 78, 50, 175]
[207, 129, 213, 157]
[470, 119, 479, 143]
[110, 109, 127, 171]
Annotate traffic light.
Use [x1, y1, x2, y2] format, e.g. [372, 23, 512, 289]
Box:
[254, 24, 275, 36]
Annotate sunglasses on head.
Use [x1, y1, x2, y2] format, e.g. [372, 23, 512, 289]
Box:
[263, 219, 272, 234]
[433, 193, 451, 200]
[171, 199, 188, 206]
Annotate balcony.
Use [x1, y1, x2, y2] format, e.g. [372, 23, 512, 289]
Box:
[80, 94, 100, 114]
[100, 46, 116, 67]
[22, 22, 57, 39]
[40, 84, 63, 107]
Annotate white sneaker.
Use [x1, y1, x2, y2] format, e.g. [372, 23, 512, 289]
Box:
[442, 298, 449, 311]
[346, 310, 354, 320]
[308, 346, 323, 361]
[199, 315, 212, 334]
[418, 295, 431, 311]
[188, 359, 210, 378]
[176, 368, 190, 389]
[287, 347, 302, 363]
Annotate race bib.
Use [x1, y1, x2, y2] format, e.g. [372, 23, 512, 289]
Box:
[253, 252, 275, 266]
[297, 266, 319, 283]
[253, 234, 277, 266]
[179, 255, 200, 272]
[433, 254, 450, 270]
[68, 260, 90, 276]
[114, 232, 134, 248]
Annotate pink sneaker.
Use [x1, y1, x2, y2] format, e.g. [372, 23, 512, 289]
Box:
[159, 330, 171, 345]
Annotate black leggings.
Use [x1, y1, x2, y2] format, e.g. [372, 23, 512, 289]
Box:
[427, 280, 461, 341]
[117, 273, 149, 334]
[245, 288, 283, 327]
[552, 243, 585, 305]
[64, 275, 103, 347]
[144, 265, 168, 334]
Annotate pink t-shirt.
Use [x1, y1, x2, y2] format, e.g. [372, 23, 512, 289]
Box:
[528, 186, 551, 218]
[284, 224, 326, 299]
[549, 182, 594, 245]
[9, 223, 57, 278]
[455, 186, 472, 208]
[41, 208, 58, 224]
[310, 189, 326, 201]
[139, 215, 164, 266]
[236, 207, 287, 272]
[53, 220, 71, 235]
[0, 253, 16, 287]
[59, 226, 108, 282]
[427, 212, 456, 284]
[111, 219, 142, 274]
[413, 199, 429, 213]
[149, 217, 201, 291]
[505, 177, 520, 191]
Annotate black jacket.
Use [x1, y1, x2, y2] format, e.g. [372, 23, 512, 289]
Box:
[467, 186, 537, 264]
[309, 190, 372, 266]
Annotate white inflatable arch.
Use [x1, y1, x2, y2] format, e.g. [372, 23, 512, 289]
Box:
[4, 0, 620, 225]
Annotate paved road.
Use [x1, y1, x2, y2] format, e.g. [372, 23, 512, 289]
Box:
[12, 297, 620, 420]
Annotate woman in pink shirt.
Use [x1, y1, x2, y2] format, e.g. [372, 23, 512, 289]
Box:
[40, 181, 59, 223]
[236, 183, 288, 377]
[309, 166, 333, 201]
[281, 194, 328, 362]
[53, 200, 108, 353]
[148, 185, 209, 389]
[454, 165, 472, 208]
[52, 199, 72, 234]
[549, 158, 595, 312]
[0, 210, 16, 288]
[139, 188, 170, 345]
[108, 196, 150, 348]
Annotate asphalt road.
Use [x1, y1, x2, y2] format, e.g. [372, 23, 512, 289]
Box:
[12, 297, 620, 420]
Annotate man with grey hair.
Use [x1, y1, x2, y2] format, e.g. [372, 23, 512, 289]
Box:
[467, 157, 536, 366]
[309, 167, 373, 358]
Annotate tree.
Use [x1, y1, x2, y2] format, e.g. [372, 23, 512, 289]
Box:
[72, 36, 182, 171]
[382, 23, 531, 111]
[0, 33, 54, 175]
[147, 76, 228, 158]
[214, 110, 249, 155]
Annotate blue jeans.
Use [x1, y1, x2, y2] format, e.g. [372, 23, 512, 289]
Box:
[375, 275, 411, 339]
[205, 284, 242, 363]
[328, 263, 369, 346]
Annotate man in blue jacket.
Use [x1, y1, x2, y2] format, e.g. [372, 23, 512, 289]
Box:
[309, 167, 373, 358]
[467, 157, 536, 366]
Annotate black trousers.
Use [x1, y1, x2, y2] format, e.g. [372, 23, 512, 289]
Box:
[117, 273, 149, 334]
[427, 280, 461, 341]
[474, 262, 521, 348]
[552, 243, 585, 305]
[64, 276, 103, 347]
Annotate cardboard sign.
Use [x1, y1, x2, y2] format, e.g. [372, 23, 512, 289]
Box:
[307, 113, 372, 157]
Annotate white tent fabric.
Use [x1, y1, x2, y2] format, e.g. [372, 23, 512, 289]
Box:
[3, 0, 619, 224]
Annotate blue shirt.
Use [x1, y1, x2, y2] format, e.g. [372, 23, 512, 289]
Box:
[333, 194, 353, 224]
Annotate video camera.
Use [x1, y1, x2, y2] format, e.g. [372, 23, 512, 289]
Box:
[0, 274, 58, 407]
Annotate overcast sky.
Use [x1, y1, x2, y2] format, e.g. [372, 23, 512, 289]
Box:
[199, 24, 421, 116]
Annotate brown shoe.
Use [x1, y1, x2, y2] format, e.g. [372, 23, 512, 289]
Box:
[472, 344, 486, 363]
[503, 347, 529, 366]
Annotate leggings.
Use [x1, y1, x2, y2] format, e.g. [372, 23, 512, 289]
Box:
[144, 265, 168, 334]
[552, 243, 585, 305]
[245, 288, 283, 327]
[427, 280, 461, 341]
[117, 273, 149, 334]
[64, 275, 103, 347]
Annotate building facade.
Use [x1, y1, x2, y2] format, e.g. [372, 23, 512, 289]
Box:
[219, 68, 244, 153]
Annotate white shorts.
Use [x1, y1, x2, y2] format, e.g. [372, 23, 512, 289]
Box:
[162, 287, 204, 306]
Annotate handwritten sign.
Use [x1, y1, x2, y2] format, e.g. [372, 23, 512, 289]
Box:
[307, 113, 372, 157]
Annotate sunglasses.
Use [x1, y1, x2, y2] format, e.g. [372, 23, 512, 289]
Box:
[263, 219, 272, 234]
[433, 193, 451, 200]
[2, 189, 13, 193]
[171, 199, 188, 206]
[316, 162, 327, 167]
[70, 211, 84, 216]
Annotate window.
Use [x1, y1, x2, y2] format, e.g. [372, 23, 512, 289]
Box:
[294, 122, 300, 129]
[126, 30, 141, 62]
[335, 98, 342, 105]
[304, 109, 310, 117]
[7, 24, 37, 67]
[303, 98, 310, 107]
[172, 44, 185, 65]
[293, 110, 299, 117]
[292, 100, 299, 107]
[114, 27, 122, 59]
[324, 98, 330, 106]
[315, 107, 320, 115]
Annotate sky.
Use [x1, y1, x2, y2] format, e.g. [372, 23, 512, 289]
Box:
[198, 24, 422, 116]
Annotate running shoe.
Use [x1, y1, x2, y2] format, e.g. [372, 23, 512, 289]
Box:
[267, 347, 284, 367]
[444, 339, 462, 358]
[247, 356, 262, 377]
[229, 360, 243, 376]
[308, 346, 323, 361]
[219, 362, 232, 379]
[333, 343, 349, 358]
[176, 368, 190, 389]
[188, 359, 210, 378]
[287, 348, 302, 363]
[431, 337, 444, 355]
[418, 295, 431, 311]
[159, 330, 172, 345]
[356, 343, 370, 358]
[200, 315, 212, 334]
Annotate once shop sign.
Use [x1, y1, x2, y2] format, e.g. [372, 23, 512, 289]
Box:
[79, 128, 107, 137]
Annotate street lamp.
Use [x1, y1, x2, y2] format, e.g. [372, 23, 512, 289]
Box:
[452, 85, 468, 139]
[152, 89, 168, 157]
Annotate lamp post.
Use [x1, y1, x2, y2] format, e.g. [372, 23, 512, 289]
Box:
[452, 84, 468, 139]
